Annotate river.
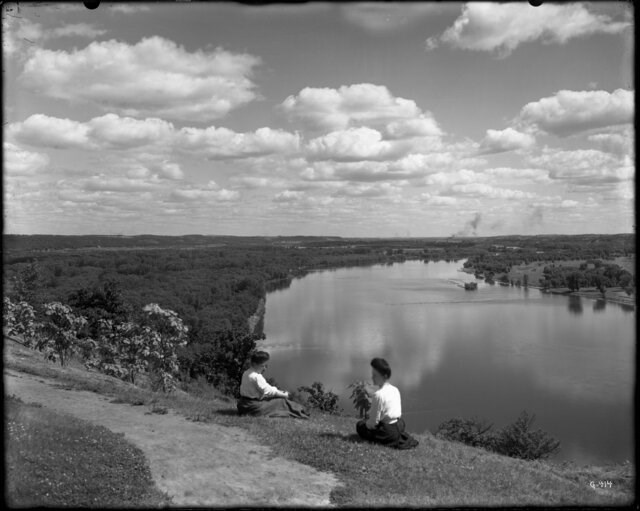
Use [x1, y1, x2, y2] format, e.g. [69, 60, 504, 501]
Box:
[261, 259, 634, 465]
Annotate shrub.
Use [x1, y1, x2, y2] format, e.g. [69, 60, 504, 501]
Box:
[436, 411, 561, 461]
[297, 382, 341, 414]
[3, 297, 40, 347]
[37, 302, 88, 366]
[492, 411, 561, 460]
[435, 417, 494, 449]
[138, 304, 189, 393]
[85, 320, 149, 384]
[348, 380, 371, 418]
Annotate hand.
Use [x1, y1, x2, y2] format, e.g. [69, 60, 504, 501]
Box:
[282, 391, 290, 399]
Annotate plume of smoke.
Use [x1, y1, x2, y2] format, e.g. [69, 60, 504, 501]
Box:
[529, 206, 544, 227]
[453, 212, 482, 237]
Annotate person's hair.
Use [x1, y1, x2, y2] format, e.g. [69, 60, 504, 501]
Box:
[250, 350, 270, 366]
[371, 357, 391, 379]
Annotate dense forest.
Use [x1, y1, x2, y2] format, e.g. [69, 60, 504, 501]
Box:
[3, 233, 635, 395]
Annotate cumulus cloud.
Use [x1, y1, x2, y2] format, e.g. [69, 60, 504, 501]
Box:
[341, 3, 453, 34]
[426, 2, 630, 57]
[385, 116, 443, 139]
[306, 127, 399, 161]
[587, 130, 634, 156]
[424, 169, 488, 187]
[176, 126, 300, 159]
[8, 113, 298, 159]
[529, 147, 633, 186]
[83, 175, 163, 193]
[20, 36, 261, 122]
[446, 183, 535, 200]
[3, 142, 50, 175]
[50, 23, 107, 38]
[331, 182, 403, 198]
[170, 181, 239, 202]
[108, 4, 151, 14]
[420, 193, 458, 206]
[273, 190, 306, 203]
[478, 128, 535, 154]
[519, 89, 633, 137]
[9, 114, 92, 149]
[281, 83, 424, 132]
[2, 17, 106, 57]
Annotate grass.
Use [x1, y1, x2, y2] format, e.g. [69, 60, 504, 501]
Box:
[4, 339, 635, 507]
[4, 393, 171, 508]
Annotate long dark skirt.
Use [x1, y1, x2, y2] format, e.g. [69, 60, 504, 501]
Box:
[356, 418, 419, 449]
[237, 396, 310, 419]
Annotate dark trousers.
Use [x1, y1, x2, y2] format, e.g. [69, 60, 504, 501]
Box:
[356, 418, 419, 449]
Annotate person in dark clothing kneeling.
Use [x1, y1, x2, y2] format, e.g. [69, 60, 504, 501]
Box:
[356, 358, 419, 449]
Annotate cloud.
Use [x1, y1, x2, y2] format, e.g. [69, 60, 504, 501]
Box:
[3, 142, 50, 175]
[484, 167, 551, 184]
[9, 113, 298, 159]
[424, 169, 488, 187]
[331, 182, 403, 198]
[2, 17, 106, 57]
[385, 116, 443, 139]
[427, 2, 630, 57]
[20, 36, 261, 122]
[446, 183, 535, 200]
[9, 114, 92, 149]
[86, 114, 175, 149]
[108, 4, 151, 14]
[83, 175, 163, 193]
[306, 127, 398, 162]
[529, 147, 633, 186]
[341, 3, 452, 34]
[478, 128, 535, 154]
[281, 83, 423, 132]
[169, 181, 240, 202]
[420, 193, 459, 206]
[176, 126, 300, 159]
[151, 161, 184, 180]
[273, 190, 306, 203]
[50, 23, 107, 38]
[519, 89, 633, 136]
[587, 129, 633, 156]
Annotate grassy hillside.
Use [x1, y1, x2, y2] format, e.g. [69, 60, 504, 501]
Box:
[4, 339, 634, 507]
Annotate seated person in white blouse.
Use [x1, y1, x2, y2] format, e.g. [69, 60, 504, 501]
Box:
[356, 358, 419, 449]
[237, 350, 309, 418]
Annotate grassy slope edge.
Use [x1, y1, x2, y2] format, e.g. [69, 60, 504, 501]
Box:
[4, 339, 635, 507]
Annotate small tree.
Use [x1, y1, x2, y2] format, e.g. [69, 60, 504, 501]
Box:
[3, 297, 40, 347]
[139, 304, 189, 393]
[492, 411, 561, 460]
[38, 302, 87, 366]
[348, 380, 371, 418]
[85, 319, 149, 384]
[297, 382, 341, 414]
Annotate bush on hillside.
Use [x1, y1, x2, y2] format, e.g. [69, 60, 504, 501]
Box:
[297, 382, 341, 414]
[436, 411, 561, 461]
[37, 303, 88, 366]
[348, 380, 371, 418]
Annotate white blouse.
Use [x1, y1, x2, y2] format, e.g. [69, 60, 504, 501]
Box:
[240, 368, 287, 399]
[366, 382, 402, 428]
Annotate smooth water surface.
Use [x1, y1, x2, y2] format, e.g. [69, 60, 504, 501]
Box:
[262, 260, 635, 464]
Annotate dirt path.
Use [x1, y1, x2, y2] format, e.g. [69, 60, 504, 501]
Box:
[4, 369, 339, 507]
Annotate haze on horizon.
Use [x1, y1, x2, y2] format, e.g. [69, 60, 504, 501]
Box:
[2, 2, 634, 238]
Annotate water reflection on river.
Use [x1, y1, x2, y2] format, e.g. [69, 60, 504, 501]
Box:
[262, 260, 634, 464]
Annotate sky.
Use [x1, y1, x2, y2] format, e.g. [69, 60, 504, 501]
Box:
[2, 1, 634, 237]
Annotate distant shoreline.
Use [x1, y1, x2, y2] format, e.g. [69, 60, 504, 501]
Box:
[461, 265, 636, 309]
